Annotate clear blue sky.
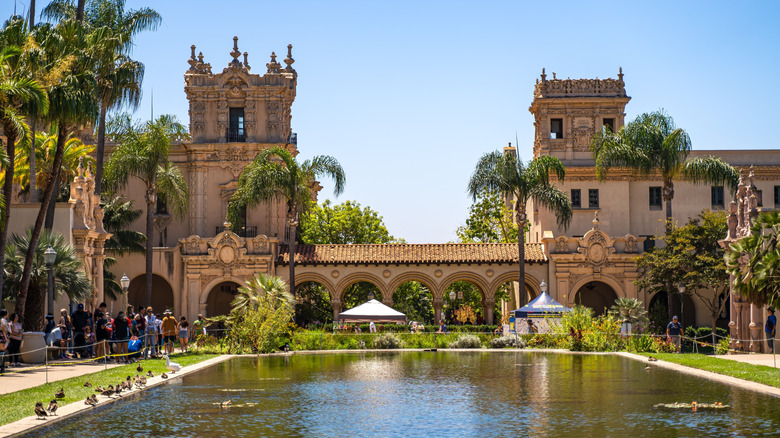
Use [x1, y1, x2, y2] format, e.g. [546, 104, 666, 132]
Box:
[5, 1, 780, 243]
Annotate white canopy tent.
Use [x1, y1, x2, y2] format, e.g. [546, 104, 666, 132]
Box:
[338, 299, 407, 323]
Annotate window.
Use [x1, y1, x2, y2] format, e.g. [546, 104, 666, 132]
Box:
[642, 235, 656, 252]
[588, 189, 599, 208]
[571, 189, 581, 208]
[756, 190, 763, 207]
[775, 186, 780, 207]
[649, 187, 662, 208]
[550, 118, 563, 139]
[711, 186, 724, 209]
[603, 118, 615, 132]
[155, 198, 167, 215]
[228, 107, 245, 142]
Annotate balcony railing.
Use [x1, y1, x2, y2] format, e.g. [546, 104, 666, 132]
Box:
[216, 225, 257, 238]
[226, 128, 246, 142]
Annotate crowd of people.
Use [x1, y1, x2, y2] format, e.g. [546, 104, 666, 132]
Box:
[0, 303, 210, 371]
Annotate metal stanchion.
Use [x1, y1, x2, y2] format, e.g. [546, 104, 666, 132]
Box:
[45, 347, 48, 384]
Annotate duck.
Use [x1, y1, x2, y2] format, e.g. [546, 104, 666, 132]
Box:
[85, 395, 98, 406]
[54, 388, 65, 399]
[100, 386, 115, 398]
[137, 363, 143, 373]
[47, 400, 58, 415]
[648, 356, 658, 362]
[146, 370, 154, 377]
[161, 372, 168, 379]
[83, 381, 92, 387]
[644, 365, 651, 371]
[219, 400, 232, 408]
[95, 385, 106, 392]
[139, 375, 148, 385]
[34, 402, 48, 419]
[163, 355, 181, 373]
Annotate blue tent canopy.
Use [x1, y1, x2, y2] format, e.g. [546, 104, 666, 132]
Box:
[513, 292, 571, 318]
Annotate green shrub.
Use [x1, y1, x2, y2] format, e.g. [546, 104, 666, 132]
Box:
[716, 337, 731, 355]
[449, 335, 482, 348]
[373, 333, 404, 349]
[490, 335, 524, 348]
[626, 334, 655, 353]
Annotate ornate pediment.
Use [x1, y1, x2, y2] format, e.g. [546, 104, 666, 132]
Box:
[576, 212, 616, 272]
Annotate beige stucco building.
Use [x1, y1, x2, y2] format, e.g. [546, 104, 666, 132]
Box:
[5, 39, 777, 347]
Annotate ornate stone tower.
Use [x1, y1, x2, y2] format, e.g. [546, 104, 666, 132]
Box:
[181, 37, 297, 239]
[528, 68, 630, 162]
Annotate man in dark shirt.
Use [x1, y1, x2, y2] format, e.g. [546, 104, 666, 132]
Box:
[766, 308, 776, 353]
[666, 315, 683, 353]
[71, 303, 90, 358]
[95, 312, 108, 358]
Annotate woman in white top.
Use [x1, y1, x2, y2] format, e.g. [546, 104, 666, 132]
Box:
[8, 313, 23, 366]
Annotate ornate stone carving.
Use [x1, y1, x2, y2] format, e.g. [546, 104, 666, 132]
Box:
[554, 236, 569, 253]
[534, 68, 626, 98]
[216, 146, 248, 177]
[180, 236, 206, 255]
[216, 101, 229, 137]
[624, 235, 639, 253]
[576, 212, 616, 273]
[266, 100, 282, 138]
[191, 101, 206, 134]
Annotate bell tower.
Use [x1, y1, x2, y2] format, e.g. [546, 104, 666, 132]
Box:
[528, 68, 630, 163]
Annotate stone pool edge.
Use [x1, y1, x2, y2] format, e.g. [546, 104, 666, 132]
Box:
[616, 352, 780, 398]
[0, 354, 236, 438]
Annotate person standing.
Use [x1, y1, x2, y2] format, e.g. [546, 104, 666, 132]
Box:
[666, 315, 683, 353]
[95, 312, 108, 359]
[8, 313, 23, 366]
[177, 316, 189, 353]
[161, 310, 177, 354]
[71, 304, 90, 359]
[113, 311, 131, 363]
[0, 309, 9, 373]
[144, 307, 158, 358]
[766, 308, 777, 353]
[527, 319, 539, 334]
[134, 310, 146, 355]
[369, 321, 376, 333]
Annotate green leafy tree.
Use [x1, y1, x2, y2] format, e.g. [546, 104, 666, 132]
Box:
[468, 150, 572, 308]
[725, 211, 780, 310]
[609, 297, 648, 333]
[456, 190, 518, 244]
[392, 281, 434, 324]
[591, 110, 738, 233]
[228, 146, 345, 295]
[104, 113, 189, 308]
[226, 273, 294, 353]
[635, 211, 730, 343]
[298, 199, 395, 244]
[3, 229, 92, 330]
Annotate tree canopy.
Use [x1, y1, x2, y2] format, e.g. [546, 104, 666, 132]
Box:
[298, 199, 396, 245]
[456, 190, 518, 243]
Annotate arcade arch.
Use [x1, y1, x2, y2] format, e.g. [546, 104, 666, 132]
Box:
[127, 274, 174, 314]
[574, 281, 618, 316]
[206, 281, 241, 316]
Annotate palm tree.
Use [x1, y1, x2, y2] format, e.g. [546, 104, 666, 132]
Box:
[101, 194, 146, 300]
[228, 147, 346, 293]
[468, 150, 572, 308]
[14, 17, 98, 324]
[231, 273, 293, 316]
[14, 127, 95, 202]
[591, 110, 739, 233]
[0, 17, 49, 299]
[609, 297, 649, 333]
[103, 114, 189, 308]
[43, 0, 161, 196]
[3, 229, 92, 331]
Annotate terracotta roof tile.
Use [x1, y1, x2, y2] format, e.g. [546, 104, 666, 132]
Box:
[277, 243, 546, 265]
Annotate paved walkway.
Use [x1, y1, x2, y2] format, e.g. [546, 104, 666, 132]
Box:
[0, 359, 125, 394]
[717, 352, 780, 368]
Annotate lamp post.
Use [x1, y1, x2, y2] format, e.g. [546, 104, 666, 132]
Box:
[677, 282, 686, 327]
[44, 246, 56, 317]
[449, 291, 457, 324]
[540, 280, 548, 295]
[120, 273, 130, 313]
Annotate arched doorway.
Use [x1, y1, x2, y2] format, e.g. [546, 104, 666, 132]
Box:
[207, 281, 241, 316]
[575, 281, 618, 316]
[127, 274, 174, 314]
[341, 281, 382, 310]
[648, 291, 697, 330]
[443, 281, 485, 325]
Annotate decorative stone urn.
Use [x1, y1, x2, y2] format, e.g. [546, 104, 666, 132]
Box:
[20, 332, 46, 364]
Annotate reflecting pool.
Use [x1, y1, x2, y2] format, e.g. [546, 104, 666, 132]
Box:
[27, 352, 780, 437]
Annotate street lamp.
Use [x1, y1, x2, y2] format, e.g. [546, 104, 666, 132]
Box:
[44, 245, 56, 317]
[540, 280, 548, 295]
[449, 290, 456, 301]
[120, 273, 130, 311]
[677, 282, 686, 326]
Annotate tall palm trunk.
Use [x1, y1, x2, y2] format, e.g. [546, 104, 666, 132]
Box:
[29, 120, 37, 202]
[144, 188, 155, 308]
[16, 123, 67, 330]
[94, 105, 107, 195]
[76, 0, 85, 22]
[0, 129, 18, 296]
[43, 166, 61, 230]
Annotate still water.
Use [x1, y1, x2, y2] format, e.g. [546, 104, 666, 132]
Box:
[28, 352, 780, 437]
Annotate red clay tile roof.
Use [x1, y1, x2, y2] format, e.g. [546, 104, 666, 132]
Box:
[277, 243, 546, 265]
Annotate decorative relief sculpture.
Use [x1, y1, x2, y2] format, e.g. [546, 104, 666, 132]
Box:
[576, 212, 616, 273]
[534, 67, 626, 98]
[624, 235, 639, 253]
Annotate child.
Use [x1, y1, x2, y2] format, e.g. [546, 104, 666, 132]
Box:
[178, 316, 190, 353]
[84, 326, 95, 358]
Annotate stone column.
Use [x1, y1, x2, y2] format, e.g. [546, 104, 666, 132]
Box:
[750, 303, 761, 352]
[188, 163, 207, 237]
[433, 299, 444, 324]
[186, 273, 200, 321]
[330, 300, 343, 322]
[382, 297, 394, 308]
[483, 299, 495, 325]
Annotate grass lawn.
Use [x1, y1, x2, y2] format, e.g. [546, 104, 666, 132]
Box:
[638, 353, 780, 388]
[0, 353, 217, 426]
